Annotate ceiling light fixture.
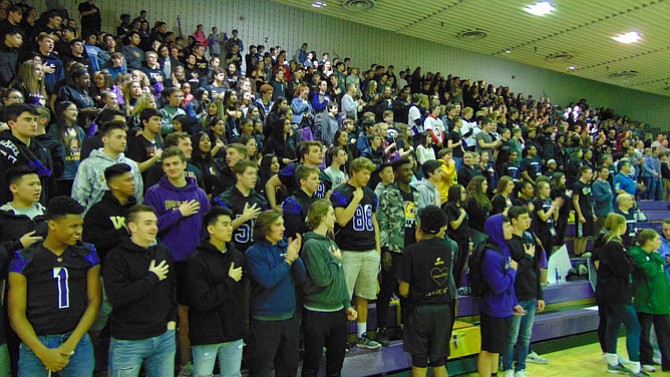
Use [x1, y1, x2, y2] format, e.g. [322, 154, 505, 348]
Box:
[524, 1, 555, 16]
[311, 1, 327, 8]
[613, 31, 642, 44]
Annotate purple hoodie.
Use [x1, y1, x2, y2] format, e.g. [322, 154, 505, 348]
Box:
[144, 176, 210, 261]
[480, 214, 518, 318]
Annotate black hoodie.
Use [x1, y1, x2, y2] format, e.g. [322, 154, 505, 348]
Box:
[0, 131, 54, 205]
[103, 239, 177, 340]
[0, 203, 48, 254]
[186, 241, 245, 345]
[83, 191, 136, 262]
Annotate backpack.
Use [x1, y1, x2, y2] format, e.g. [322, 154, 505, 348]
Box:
[468, 238, 502, 297]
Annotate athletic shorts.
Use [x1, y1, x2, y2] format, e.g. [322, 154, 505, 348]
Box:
[576, 213, 595, 238]
[342, 250, 380, 300]
[403, 304, 453, 365]
[480, 313, 512, 354]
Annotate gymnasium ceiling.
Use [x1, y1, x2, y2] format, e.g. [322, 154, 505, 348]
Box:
[272, 0, 670, 97]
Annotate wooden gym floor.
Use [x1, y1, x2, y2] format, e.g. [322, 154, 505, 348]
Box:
[459, 338, 670, 377]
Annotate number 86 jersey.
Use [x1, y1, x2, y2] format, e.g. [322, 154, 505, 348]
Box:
[9, 242, 99, 336]
[330, 183, 378, 251]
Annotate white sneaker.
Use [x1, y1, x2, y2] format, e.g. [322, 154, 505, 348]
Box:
[527, 351, 548, 364]
[503, 370, 514, 377]
[515, 370, 528, 377]
[618, 354, 630, 364]
[642, 364, 656, 372]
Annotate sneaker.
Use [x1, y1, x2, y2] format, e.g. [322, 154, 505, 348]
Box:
[178, 362, 193, 377]
[619, 355, 631, 364]
[607, 363, 632, 375]
[642, 365, 656, 373]
[376, 328, 390, 347]
[357, 333, 382, 350]
[514, 370, 527, 377]
[629, 371, 651, 377]
[502, 370, 514, 377]
[527, 351, 548, 364]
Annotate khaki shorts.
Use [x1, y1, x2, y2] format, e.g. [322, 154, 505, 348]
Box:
[342, 250, 380, 300]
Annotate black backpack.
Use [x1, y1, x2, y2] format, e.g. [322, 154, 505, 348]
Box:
[468, 238, 502, 297]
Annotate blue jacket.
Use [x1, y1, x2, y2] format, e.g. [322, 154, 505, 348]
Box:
[246, 239, 306, 319]
[592, 179, 614, 216]
[144, 176, 209, 262]
[480, 214, 517, 318]
[614, 172, 636, 196]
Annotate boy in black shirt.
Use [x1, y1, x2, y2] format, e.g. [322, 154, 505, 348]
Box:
[397, 205, 455, 377]
[520, 145, 542, 185]
[282, 165, 320, 239]
[330, 157, 381, 349]
[266, 141, 332, 208]
[104, 204, 177, 376]
[187, 207, 245, 377]
[502, 206, 545, 376]
[214, 160, 268, 253]
[573, 166, 596, 256]
[9, 196, 101, 376]
[126, 108, 163, 178]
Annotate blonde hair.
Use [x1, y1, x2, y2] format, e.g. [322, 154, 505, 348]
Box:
[131, 93, 157, 117]
[604, 213, 626, 244]
[11, 60, 46, 98]
[306, 199, 333, 230]
[349, 157, 377, 174]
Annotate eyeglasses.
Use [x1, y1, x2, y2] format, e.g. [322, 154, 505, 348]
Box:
[7, 96, 24, 100]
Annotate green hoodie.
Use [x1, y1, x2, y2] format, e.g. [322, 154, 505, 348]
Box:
[631, 245, 670, 315]
[301, 232, 350, 311]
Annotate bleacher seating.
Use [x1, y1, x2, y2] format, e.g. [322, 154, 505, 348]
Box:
[340, 280, 597, 376]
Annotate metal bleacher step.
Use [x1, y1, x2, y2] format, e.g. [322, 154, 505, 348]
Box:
[339, 281, 598, 376]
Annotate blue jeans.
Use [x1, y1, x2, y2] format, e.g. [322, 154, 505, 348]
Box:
[454, 156, 463, 171]
[605, 302, 640, 362]
[108, 329, 176, 377]
[192, 339, 243, 377]
[502, 299, 537, 372]
[19, 333, 94, 377]
[644, 176, 662, 200]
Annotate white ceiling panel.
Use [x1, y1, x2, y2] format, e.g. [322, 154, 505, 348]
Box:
[273, 0, 670, 95]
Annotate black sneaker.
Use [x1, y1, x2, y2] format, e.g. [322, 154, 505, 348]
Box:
[376, 328, 390, 347]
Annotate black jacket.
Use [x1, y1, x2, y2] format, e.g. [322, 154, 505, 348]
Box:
[0, 45, 18, 88]
[597, 239, 634, 304]
[103, 239, 177, 340]
[508, 233, 543, 302]
[186, 242, 245, 345]
[0, 204, 48, 254]
[83, 191, 136, 262]
[282, 189, 316, 239]
[0, 132, 54, 205]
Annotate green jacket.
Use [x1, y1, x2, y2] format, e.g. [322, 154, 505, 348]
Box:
[378, 183, 423, 253]
[301, 232, 350, 311]
[630, 246, 670, 315]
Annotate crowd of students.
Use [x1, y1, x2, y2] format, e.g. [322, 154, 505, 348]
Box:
[1, 1, 670, 377]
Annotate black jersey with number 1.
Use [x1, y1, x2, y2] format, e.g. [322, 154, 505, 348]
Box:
[9, 242, 99, 335]
[331, 183, 378, 251]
